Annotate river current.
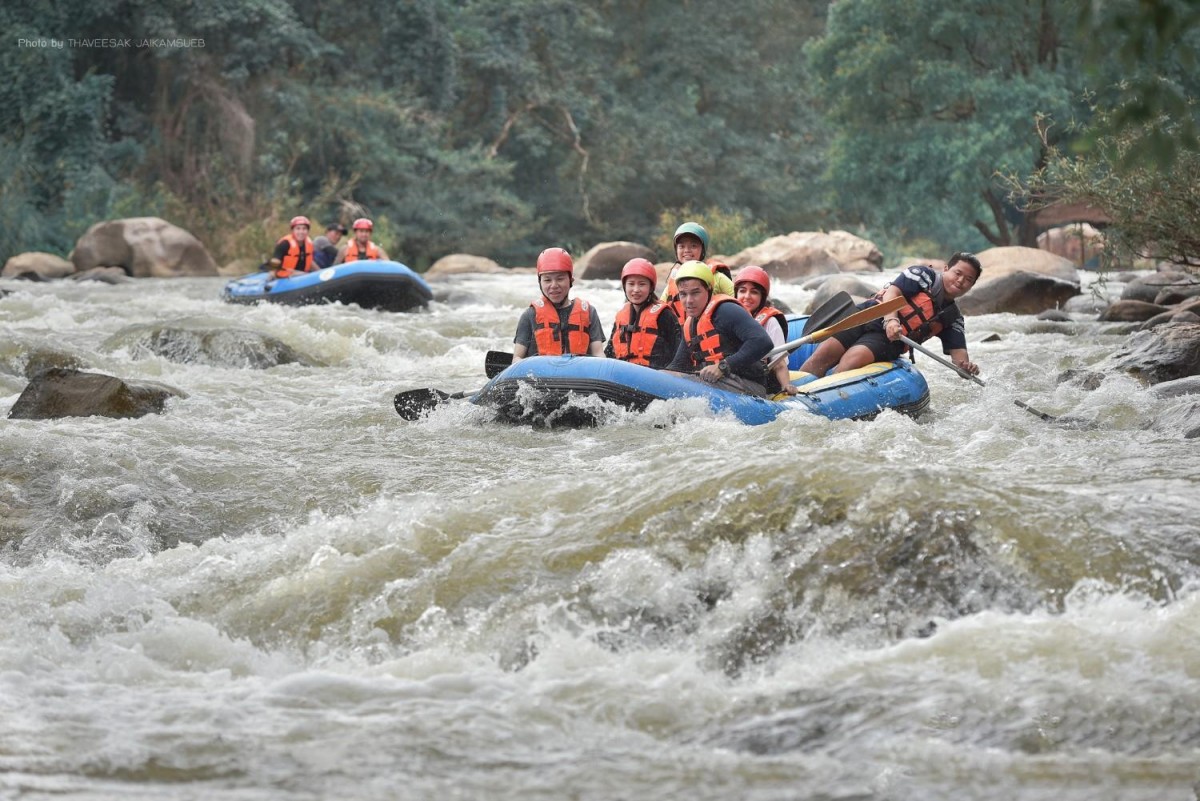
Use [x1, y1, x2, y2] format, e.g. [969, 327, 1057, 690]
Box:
[1, 272, 1198, 800]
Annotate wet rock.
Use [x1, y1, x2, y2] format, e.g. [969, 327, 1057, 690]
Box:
[575, 241, 656, 281]
[805, 274, 878, 311]
[1063, 294, 1110, 314]
[1148, 376, 1200, 399]
[425, 253, 506, 279]
[1154, 283, 1200, 306]
[1120, 271, 1198, 303]
[1110, 322, 1200, 385]
[1057, 369, 1105, 390]
[1139, 309, 1200, 330]
[104, 322, 316, 369]
[71, 266, 133, 284]
[957, 272, 1080, 315]
[71, 217, 218, 277]
[1100, 299, 1169, 322]
[8, 368, 186, 420]
[979, 332, 1002, 343]
[1037, 309, 1073, 322]
[2, 252, 75, 280]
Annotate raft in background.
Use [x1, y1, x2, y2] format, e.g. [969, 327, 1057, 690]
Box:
[472, 316, 930, 427]
[222, 261, 433, 312]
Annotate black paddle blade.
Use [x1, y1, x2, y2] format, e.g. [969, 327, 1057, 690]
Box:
[393, 388, 450, 420]
[485, 350, 514, 378]
[802, 291, 857, 336]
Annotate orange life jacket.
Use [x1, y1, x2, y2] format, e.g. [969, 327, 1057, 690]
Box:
[277, 235, 313, 276]
[611, 301, 672, 366]
[531, 297, 593, 356]
[682, 295, 739, 367]
[342, 240, 381, 262]
[874, 285, 944, 343]
[753, 306, 790, 343]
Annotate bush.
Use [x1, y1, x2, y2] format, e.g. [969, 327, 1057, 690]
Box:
[654, 207, 771, 260]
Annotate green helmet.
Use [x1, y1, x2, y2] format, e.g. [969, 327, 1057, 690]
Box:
[673, 222, 709, 259]
[674, 260, 714, 290]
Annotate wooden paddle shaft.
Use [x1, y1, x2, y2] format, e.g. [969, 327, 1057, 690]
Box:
[766, 295, 907, 360]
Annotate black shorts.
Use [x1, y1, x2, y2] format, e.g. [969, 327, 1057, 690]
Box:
[832, 320, 907, 363]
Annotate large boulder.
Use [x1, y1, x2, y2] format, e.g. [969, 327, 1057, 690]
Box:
[723, 235, 840, 282]
[71, 217, 218, 277]
[806, 274, 880, 312]
[1100, 299, 1170, 322]
[103, 322, 315, 369]
[727, 231, 882, 279]
[1120, 271, 1200, 303]
[7, 368, 186, 420]
[575, 241, 656, 280]
[976, 246, 1080, 285]
[2, 252, 75, 280]
[425, 253, 506, 279]
[1110, 322, 1200, 385]
[956, 272, 1080, 316]
[1036, 223, 1104, 266]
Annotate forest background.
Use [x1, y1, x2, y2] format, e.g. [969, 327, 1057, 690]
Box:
[1, 0, 1197, 271]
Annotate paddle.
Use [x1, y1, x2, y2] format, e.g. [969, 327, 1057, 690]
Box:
[393, 387, 478, 420]
[898, 335, 1059, 423]
[485, 350, 514, 378]
[801, 291, 857, 336]
[765, 295, 907, 361]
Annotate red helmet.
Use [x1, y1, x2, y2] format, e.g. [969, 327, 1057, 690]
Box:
[536, 247, 573, 276]
[734, 265, 771, 297]
[352, 218, 373, 231]
[290, 216, 311, 228]
[620, 258, 658, 291]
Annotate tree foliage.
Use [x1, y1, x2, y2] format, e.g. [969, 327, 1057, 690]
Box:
[805, 0, 1082, 250]
[0, 0, 833, 267]
[1011, 1, 1200, 271]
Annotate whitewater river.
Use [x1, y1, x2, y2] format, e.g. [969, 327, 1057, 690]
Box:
[1, 271, 1198, 801]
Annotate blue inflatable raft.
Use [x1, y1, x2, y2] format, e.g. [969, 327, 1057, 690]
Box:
[222, 261, 432, 312]
[473, 352, 928, 426]
[472, 311, 929, 426]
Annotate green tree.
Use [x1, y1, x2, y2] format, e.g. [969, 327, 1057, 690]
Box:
[806, 0, 1081, 251]
[1012, 1, 1200, 271]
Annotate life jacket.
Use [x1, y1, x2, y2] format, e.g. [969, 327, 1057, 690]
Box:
[662, 266, 686, 322]
[531, 297, 593, 355]
[753, 306, 790, 346]
[342, 240, 381, 262]
[277, 235, 313, 276]
[682, 295, 740, 367]
[611, 301, 672, 366]
[874, 279, 954, 344]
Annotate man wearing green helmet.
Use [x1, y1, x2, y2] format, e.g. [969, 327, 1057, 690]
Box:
[664, 260, 773, 395]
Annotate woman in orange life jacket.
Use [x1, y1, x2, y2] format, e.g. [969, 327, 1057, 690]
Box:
[798, 252, 983, 377]
[603, 258, 682, 369]
[661, 221, 710, 321]
[734, 265, 799, 396]
[664, 261, 773, 396]
[267, 216, 316, 278]
[512, 247, 606, 362]
[335, 218, 391, 264]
